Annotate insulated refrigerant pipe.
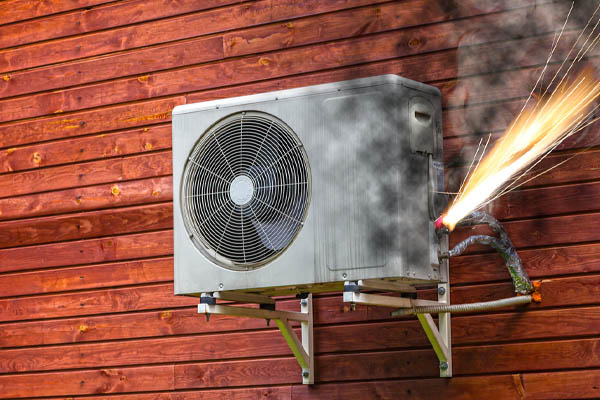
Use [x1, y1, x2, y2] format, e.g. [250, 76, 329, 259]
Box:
[391, 295, 533, 317]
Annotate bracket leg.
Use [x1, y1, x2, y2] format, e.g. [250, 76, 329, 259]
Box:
[437, 282, 452, 377]
[197, 293, 314, 384]
[301, 294, 314, 384]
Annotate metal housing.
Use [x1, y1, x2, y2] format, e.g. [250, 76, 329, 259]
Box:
[173, 74, 446, 296]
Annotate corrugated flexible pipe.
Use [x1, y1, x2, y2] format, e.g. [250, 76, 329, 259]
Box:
[391, 295, 532, 316]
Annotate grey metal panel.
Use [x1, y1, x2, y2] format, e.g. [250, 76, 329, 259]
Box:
[172, 74, 445, 296]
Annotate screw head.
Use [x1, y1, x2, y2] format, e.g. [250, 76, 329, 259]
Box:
[342, 273, 347, 279]
[302, 370, 310, 378]
[218, 283, 224, 289]
[438, 287, 446, 296]
[300, 299, 308, 306]
[440, 361, 449, 370]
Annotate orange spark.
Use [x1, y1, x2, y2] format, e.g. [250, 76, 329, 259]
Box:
[442, 68, 600, 231]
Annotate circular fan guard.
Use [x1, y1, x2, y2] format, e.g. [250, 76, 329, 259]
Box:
[181, 111, 311, 271]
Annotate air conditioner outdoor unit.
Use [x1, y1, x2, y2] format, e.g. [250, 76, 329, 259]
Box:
[172, 74, 446, 297]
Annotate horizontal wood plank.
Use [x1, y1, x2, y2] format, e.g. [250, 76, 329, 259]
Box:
[292, 370, 600, 400]
[0, 5, 565, 123]
[0, 230, 173, 274]
[0, 151, 171, 199]
[0, 0, 540, 99]
[522, 369, 600, 399]
[7, 370, 600, 399]
[0, 36, 223, 99]
[2, 284, 598, 347]
[0, 258, 173, 298]
[0, 124, 171, 174]
[0, 203, 172, 249]
[0, 0, 241, 49]
[0, 97, 182, 149]
[0, 271, 596, 326]
[451, 242, 600, 284]
[0, 0, 393, 74]
[174, 338, 600, 387]
[0, 365, 174, 398]
[0, 283, 195, 323]
[0, 0, 112, 26]
[0, 176, 172, 221]
[450, 212, 600, 251]
[40, 387, 293, 400]
[3, 305, 599, 373]
[291, 376, 523, 399]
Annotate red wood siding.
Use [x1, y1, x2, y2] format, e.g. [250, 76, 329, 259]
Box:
[0, 0, 599, 398]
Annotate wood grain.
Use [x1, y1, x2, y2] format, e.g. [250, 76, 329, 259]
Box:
[292, 370, 600, 400]
[173, 338, 600, 387]
[0, 0, 538, 100]
[0, 203, 173, 249]
[0, 1, 598, 398]
[451, 242, 600, 284]
[0, 151, 171, 199]
[0, 0, 112, 26]
[0, 257, 173, 298]
[0, 365, 174, 398]
[2, 305, 599, 373]
[0, 272, 596, 326]
[0, 125, 171, 173]
[0, 0, 393, 74]
[0, 4, 564, 122]
[0, 283, 195, 323]
[0, 230, 173, 274]
[0, 37, 223, 99]
[0, 176, 172, 221]
[0, 97, 183, 149]
[450, 212, 600, 251]
[0, 0, 242, 49]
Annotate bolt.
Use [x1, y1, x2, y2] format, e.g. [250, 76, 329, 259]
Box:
[438, 287, 446, 296]
[440, 361, 449, 370]
[300, 299, 308, 306]
[302, 371, 309, 378]
[342, 273, 347, 279]
[219, 283, 224, 289]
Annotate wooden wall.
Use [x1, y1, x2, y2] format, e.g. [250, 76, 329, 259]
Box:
[0, 0, 599, 398]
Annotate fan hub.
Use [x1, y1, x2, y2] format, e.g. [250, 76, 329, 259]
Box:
[230, 175, 254, 206]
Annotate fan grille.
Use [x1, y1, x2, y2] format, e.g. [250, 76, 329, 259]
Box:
[181, 111, 311, 270]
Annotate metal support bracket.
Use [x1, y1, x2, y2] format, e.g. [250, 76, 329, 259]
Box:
[342, 277, 452, 377]
[198, 292, 314, 384]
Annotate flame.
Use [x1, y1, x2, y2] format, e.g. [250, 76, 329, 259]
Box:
[442, 68, 600, 231]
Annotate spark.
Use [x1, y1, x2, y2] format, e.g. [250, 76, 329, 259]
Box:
[439, 3, 600, 231]
[441, 68, 600, 231]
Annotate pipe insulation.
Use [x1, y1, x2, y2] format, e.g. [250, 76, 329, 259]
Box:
[391, 295, 532, 316]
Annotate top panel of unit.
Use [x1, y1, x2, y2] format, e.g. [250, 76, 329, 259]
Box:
[172, 74, 441, 115]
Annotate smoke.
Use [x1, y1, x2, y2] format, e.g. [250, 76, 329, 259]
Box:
[443, 0, 600, 204]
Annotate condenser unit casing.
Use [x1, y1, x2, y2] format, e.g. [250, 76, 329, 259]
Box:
[173, 75, 446, 296]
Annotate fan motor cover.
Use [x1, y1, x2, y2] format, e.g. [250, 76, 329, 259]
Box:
[173, 75, 447, 296]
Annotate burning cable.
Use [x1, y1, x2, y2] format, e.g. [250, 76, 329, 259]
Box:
[440, 211, 533, 294]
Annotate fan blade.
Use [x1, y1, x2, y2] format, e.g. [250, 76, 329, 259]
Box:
[252, 218, 298, 251]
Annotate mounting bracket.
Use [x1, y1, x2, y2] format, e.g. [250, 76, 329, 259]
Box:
[342, 277, 452, 377]
[198, 292, 314, 384]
